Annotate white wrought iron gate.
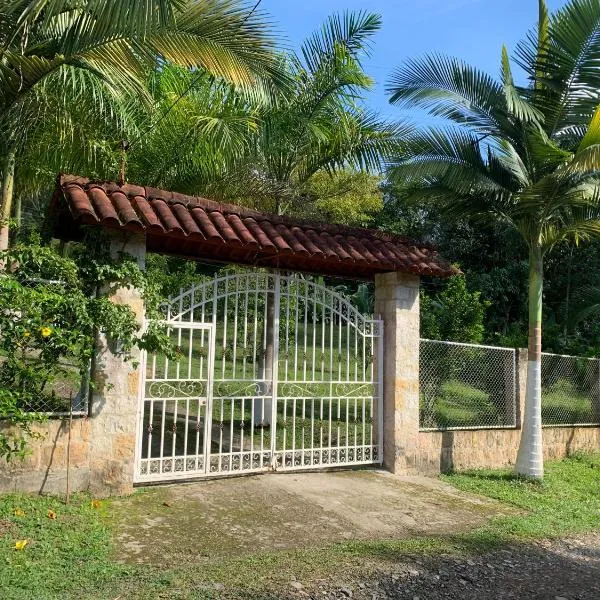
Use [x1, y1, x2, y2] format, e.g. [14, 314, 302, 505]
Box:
[135, 272, 383, 483]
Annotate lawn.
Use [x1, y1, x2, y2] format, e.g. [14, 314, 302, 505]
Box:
[420, 379, 502, 429]
[541, 379, 598, 425]
[2, 454, 600, 599]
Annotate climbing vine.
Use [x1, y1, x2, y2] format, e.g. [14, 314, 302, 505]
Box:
[0, 231, 173, 461]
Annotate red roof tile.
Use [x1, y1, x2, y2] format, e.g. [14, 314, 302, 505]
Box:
[51, 175, 457, 280]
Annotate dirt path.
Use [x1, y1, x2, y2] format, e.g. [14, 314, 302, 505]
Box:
[290, 533, 600, 600]
[111, 470, 513, 564]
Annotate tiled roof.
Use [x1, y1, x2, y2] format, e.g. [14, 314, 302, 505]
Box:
[51, 175, 456, 279]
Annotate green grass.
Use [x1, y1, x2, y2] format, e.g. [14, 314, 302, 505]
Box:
[420, 379, 502, 429]
[541, 379, 597, 425]
[443, 452, 600, 541]
[0, 494, 130, 600]
[3, 454, 600, 599]
[153, 321, 373, 385]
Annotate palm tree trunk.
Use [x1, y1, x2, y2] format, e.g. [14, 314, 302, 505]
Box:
[0, 146, 16, 252]
[515, 245, 544, 479]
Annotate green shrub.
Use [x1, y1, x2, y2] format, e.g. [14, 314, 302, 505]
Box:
[541, 378, 595, 424]
[422, 379, 500, 428]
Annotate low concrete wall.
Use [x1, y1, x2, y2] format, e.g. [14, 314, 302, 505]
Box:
[413, 427, 600, 476]
[0, 418, 92, 495]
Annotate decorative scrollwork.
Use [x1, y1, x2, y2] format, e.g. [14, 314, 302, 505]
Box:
[213, 380, 262, 398]
[145, 380, 207, 399]
[332, 382, 374, 397]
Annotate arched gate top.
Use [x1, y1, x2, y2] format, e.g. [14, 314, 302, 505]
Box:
[162, 271, 380, 335]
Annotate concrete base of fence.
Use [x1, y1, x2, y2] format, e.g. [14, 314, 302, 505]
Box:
[411, 427, 600, 475]
[0, 419, 92, 495]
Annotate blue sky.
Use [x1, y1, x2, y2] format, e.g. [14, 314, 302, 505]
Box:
[261, 0, 567, 122]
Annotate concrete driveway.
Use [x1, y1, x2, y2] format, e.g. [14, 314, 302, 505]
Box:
[110, 469, 512, 565]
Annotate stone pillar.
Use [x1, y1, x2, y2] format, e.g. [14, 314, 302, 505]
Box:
[374, 271, 420, 474]
[88, 232, 146, 496]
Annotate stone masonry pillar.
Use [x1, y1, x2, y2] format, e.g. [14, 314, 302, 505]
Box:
[88, 232, 146, 496]
[374, 271, 420, 474]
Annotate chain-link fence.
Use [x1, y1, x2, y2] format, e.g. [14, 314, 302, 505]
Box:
[1, 278, 90, 416]
[541, 353, 600, 426]
[0, 355, 90, 416]
[420, 339, 516, 430]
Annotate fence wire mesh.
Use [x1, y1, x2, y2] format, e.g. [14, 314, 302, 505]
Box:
[541, 353, 600, 426]
[420, 339, 516, 430]
[0, 277, 90, 416]
[0, 355, 90, 416]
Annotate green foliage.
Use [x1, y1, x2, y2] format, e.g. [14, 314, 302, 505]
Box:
[0, 234, 172, 461]
[427, 380, 498, 429]
[421, 274, 488, 343]
[445, 454, 600, 540]
[304, 170, 383, 226]
[127, 65, 263, 194]
[209, 11, 405, 215]
[144, 254, 213, 304]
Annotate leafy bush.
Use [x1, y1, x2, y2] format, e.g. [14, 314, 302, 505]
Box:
[421, 379, 499, 429]
[0, 234, 173, 461]
[541, 378, 595, 425]
[421, 273, 489, 343]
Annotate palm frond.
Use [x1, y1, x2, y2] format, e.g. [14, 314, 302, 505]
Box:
[387, 53, 511, 137]
[517, 0, 600, 135]
[300, 11, 381, 74]
[501, 45, 545, 125]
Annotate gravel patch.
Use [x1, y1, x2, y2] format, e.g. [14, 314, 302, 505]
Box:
[287, 533, 600, 600]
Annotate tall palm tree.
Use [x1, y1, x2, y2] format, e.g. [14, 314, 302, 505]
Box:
[386, 0, 600, 478]
[0, 0, 286, 248]
[127, 64, 260, 193]
[215, 11, 406, 216]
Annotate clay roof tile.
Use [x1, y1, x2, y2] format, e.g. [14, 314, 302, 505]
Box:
[54, 175, 457, 279]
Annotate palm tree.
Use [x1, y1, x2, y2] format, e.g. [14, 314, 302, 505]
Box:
[127, 64, 260, 193]
[386, 0, 600, 478]
[213, 11, 406, 216]
[0, 0, 286, 249]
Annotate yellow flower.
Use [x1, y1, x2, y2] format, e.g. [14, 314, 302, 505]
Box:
[47, 509, 57, 520]
[91, 499, 101, 509]
[23, 331, 30, 338]
[13, 508, 25, 517]
[13, 539, 28, 551]
[40, 326, 52, 338]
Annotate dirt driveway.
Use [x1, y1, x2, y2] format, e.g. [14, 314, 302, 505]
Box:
[111, 469, 512, 565]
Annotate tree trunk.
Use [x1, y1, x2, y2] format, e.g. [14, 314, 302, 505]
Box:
[254, 290, 275, 426]
[514, 245, 544, 479]
[0, 146, 16, 252]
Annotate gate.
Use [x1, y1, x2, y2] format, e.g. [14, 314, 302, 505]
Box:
[135, 271, 383, 483]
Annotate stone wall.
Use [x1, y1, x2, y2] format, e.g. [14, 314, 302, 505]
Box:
[0, 418, 91, 494]
[0, 231, 145, 498]
[414, 427, 600, 475]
